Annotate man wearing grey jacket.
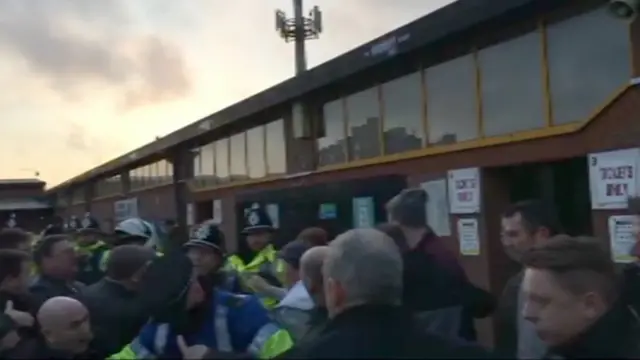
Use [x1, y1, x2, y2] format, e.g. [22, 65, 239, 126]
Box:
[496, 200, 561, 359]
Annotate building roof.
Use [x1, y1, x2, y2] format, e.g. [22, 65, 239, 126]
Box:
[0, 200, 50, 211]
[0, 178, 45, 186]
[48, 0, 545, 193]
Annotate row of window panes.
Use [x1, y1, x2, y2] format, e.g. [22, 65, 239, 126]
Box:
[71, 189, 84, 204]
[95, 175, 123, 198]
[317, 6, 630, 166]
[129, 159, 174, 190]
[192, 119, 287, 186]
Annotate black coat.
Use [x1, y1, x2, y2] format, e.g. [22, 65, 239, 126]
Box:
[79, 278, 150, 357]
[0, 290, 39, 339]
[279, 305, 495, 359]
[28, 275, 84, 310]
[544, 303, 640, 359]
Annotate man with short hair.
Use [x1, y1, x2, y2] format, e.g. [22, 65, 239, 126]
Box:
[521, 235, 640, 358]
[34, 296, 95, 358]
[29, 235, 83, 309]
[80, 245, 157, 356]
[286, 228, 491, 359]
[496, 200, 561, 358]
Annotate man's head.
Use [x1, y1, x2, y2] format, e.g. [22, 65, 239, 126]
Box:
[246, 230, 270, 252]
[300, 246, 329, 306]
[37, 297, 92, 354]
[0, 229, 31, 252]
[323, 229, 403, 318]
[278, 240, 313, 289]
[386, 188, 428, 230]
[106, 245, 156, 289]
[501, 200, 560, 262]
[297, 227, 329, 247]
[33, 235, 77, 279]
[184, 222, 226, 277]
[0, 250, 30, 294]
[521, 235, 618, 347]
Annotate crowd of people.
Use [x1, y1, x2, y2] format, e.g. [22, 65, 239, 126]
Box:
[0, 188, 639, 359]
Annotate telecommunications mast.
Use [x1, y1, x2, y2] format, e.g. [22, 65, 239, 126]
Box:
[275, 0, 323, 75]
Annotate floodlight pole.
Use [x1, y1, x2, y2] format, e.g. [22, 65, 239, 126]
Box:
[275, 0, 322, 75]
[293, 0, 306, 75]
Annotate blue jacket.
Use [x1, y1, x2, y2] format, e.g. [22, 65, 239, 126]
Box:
[130, 290, 281, 358]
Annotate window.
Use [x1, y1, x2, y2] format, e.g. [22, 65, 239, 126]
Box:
[346, 87, 381, 160]
[426, 54, 479, 145]
[167, 160, 174, 179]
[215, 138, 230, 182]
[201, 143, 215, 185]
[149, 162, 158, 186]
[317, 100, 346, 166]
[382, 72, 424, 154]
[547, 6, 631, 125]
[266, 119, 287, 175]
[479, 30, 546, 136]
[247, 126, 266, 179]
[230, 133, 247, 180]
[192, 147, 202, 179]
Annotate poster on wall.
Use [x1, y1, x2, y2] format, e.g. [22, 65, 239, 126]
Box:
[588, 148, 640, 209]
[457, 218, 480, 256]
[212, 199, 223, 224]
[186, 203, 195, 226]
[266, 204, 280, 228]
[420, 179, 451, 236]
[447, 167, 481, 214]
[319, 203, 337, 219]
[352, 197, 375, 228]
[114, 198, 138, 222]
[608, 215, 637, 263]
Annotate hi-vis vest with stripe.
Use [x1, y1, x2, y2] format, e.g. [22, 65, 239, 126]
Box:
[225, 245, 285, 309]
[110, 290, 292, 359]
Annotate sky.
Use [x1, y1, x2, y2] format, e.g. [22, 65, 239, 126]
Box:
[0, 0, 454, 187]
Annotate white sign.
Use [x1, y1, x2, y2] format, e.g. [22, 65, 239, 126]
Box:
[266, 203, 280, 229]
[457, 218, 480, 256]
[114, 198, 138, 222]
[212, 199, 223, 224]
[608, 215, 638, 263]
[421, 179, 451, 236]
[186, 203, 195, 226]
[589, 148, 640, 209]
[448, 168, 481, 214]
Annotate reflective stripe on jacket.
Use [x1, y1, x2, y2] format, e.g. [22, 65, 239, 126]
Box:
[226, 245, 284, 309]
[129, 291, 292, 358]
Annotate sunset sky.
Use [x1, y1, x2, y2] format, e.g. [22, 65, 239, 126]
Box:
[0, 0, 453, 186]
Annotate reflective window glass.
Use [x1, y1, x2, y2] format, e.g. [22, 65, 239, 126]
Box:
[201, 143, 215, 185]
[346, 88, 381, 160]
[479, 30, 546, 136]
[167, 160, 174, 178]
[192, 148, 202, 177]
[547, 7, 631, 124]
[247, 126, 266, 179]
[230, 133, 247, 181]
[266, 119, 287, 175]
[382, 72, 424, 154]
[215, 139, 230, 182]
[317, 100, 346, 166]
[426, 54, 479, 145]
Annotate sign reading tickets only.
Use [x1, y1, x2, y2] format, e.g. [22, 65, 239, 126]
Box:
[588, 148, 640, 210]
[447, 167, 481, 214]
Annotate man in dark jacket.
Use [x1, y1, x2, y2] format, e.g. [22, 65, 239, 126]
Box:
[283, 229, 492, 359]
[79, 244, 157, 357]
[384, 189, 494, 341]
[0, 250, 37, 341]
[29, 235, 84, 310]
[496, 200, 560, 358]
[521, 235, 640, 358]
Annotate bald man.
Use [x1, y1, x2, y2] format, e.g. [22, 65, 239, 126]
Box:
[36, 297, 94, 357]
[298, 246, 329, 340]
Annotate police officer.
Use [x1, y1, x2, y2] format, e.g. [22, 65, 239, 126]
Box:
[184, 220, 241, 293]
[112, 253, 293, 359]
[225, 204, 285, 309]
[75, 213, 111, 285]
[66, 215, 81, 233]
[5, 213, 17, 229]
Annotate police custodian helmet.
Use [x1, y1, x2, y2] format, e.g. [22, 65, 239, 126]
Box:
[184, 220, 226, 255]
[242, 204, 274, 234]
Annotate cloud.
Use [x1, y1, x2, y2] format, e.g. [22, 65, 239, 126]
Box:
[0, 0, 192, 110]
